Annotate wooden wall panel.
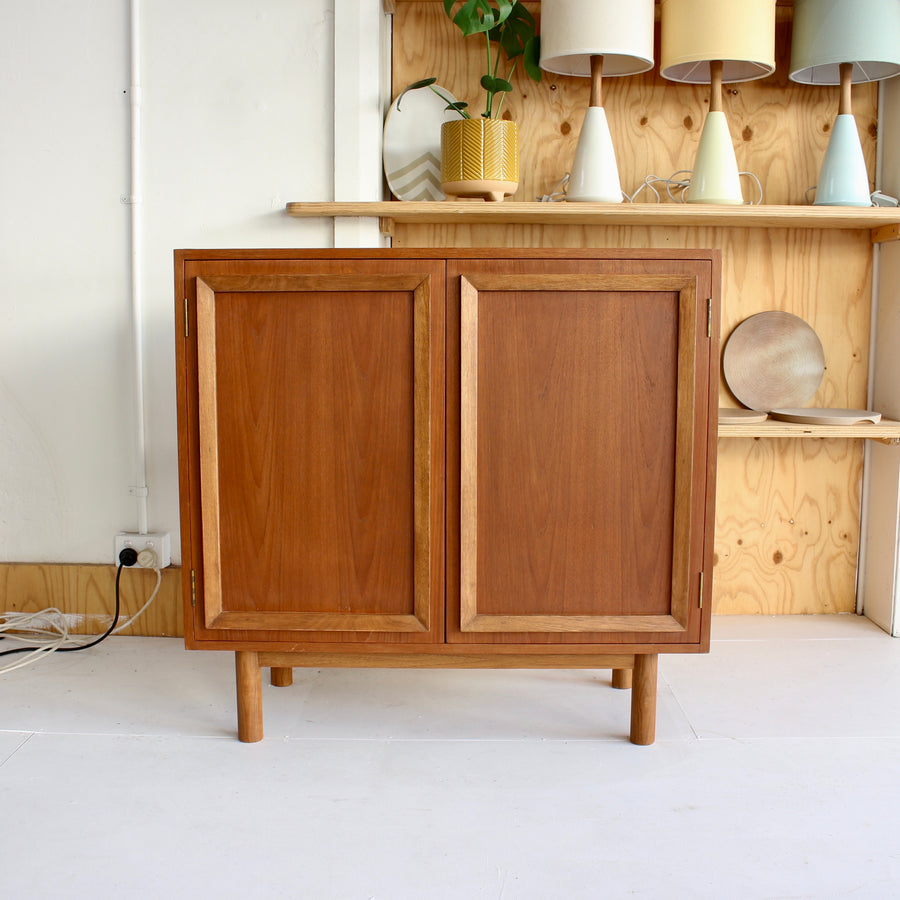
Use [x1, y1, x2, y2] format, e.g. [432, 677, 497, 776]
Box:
[392, 6, 878, 208]
[715, 439, 861, 615]
[391, 4, 878, 616]
[0, 564, 183, 637]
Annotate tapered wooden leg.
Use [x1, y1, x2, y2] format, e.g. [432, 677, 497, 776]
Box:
[630, 653, 658, 745]
[271, 666, 293, 687]
[611, 668, 633, 690]
[235, 651, 263, 743]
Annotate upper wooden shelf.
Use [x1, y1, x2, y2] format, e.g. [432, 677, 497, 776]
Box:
[718, 419, 900, 445]
[285, 201, 900, 242]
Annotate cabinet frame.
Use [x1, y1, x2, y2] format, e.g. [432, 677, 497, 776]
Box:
[175, 248, 720, 744]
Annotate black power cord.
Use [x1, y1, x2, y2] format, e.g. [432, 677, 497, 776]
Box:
[0, 548, 138, 659]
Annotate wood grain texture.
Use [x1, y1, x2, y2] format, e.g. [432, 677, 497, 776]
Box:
[179, 258, 447, 647]
[714, 437, 861, 614]
[460, 273, 698, 632]
[391, 7, 877, 208]
[630, 653, 658, 745]
[286, 201, 900, 235]
[393, 223, 871, 616]
[257, 650, 637, 669]
[235, 651, 263, 742]
[447, 255, 716, 645]
[391, 6, 877, 618]
[204, 278, 422, 627]
[0, 563, 183, 637]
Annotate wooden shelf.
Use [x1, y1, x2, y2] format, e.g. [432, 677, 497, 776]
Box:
[285, 201, 900, 241]
[718, 419, 900, 445]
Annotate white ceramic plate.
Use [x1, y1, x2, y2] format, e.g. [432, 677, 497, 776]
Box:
[769, 408, 882, 426]
[383, 84, 460, 202]
[718, 408, 769, 424]
[723, 311, 826, 412]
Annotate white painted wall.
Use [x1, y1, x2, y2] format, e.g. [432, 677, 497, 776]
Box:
[0, 0, 340, 563]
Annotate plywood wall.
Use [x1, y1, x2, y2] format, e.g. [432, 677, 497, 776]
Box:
[1, 564, 183, 637]
[392, 2, 878, 615]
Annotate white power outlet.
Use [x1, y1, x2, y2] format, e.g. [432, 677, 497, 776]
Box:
[114, 532, 172, 569]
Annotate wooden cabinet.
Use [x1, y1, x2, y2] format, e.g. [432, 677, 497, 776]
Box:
[175, 248, 719, 743]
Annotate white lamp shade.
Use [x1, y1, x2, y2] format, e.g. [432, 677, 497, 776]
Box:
[660, 0, 777, 83]
[539, 0, 655, 77]
[790, 0, 900, 84]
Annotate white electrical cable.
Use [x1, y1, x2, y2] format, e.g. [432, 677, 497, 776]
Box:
[0, 609, 70, 674]
[0, 566, 163, 674]
[112, 566, 162, 634]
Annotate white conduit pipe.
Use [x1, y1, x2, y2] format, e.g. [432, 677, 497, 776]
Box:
[129, 0, 149, 534]
[857, 83, 887, 616]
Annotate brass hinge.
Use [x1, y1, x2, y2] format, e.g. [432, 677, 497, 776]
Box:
[699, 571, 705, 609]
[190, 569, 196, 607]
[706, 298, 713, 338]
[184, 298, 190, 337]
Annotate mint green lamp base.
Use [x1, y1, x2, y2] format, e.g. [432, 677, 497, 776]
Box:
[814, 114, 871, 206]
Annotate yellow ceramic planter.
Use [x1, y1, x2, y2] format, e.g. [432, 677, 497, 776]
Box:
[440, 118, 519, 202]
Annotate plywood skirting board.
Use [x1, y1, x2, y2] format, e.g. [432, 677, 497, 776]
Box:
[0, 563, 183, 638]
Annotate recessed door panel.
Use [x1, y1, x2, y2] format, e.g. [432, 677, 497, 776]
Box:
[454, 271, 709, 642]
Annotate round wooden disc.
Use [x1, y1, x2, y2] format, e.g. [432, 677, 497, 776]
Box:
[723, 311, 825, 412]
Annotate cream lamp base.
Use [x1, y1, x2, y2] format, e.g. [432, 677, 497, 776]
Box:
[567, 107, 623, 203]
[687, 111, 743, 204]
[814, 114, 871, 207]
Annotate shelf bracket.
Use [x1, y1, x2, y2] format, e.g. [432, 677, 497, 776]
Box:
[872, 223, 900, 243]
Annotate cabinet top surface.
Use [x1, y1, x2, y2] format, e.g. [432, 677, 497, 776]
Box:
[175, 246, 722, 261]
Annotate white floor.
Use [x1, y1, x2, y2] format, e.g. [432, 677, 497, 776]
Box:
[1, 616, 899, 899]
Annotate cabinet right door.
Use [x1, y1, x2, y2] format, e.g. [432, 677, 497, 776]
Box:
[446, 254, 718, 649]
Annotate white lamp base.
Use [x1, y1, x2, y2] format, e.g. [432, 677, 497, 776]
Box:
[814, 114, 871, 206]
[567, 107, 622, 203]
[687, 111, 743, 205]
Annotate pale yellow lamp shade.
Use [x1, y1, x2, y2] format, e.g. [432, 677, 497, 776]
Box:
[539, 0, 655, 78]
[660, 0, 777, 83]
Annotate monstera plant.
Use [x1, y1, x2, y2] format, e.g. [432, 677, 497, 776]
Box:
[398, 0, 542, 201]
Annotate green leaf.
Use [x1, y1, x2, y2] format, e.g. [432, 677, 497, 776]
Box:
[404, 77, 437, 91]
[396, 78, 437, 111]
[447, 0, 514, 37]
[481, 75, 513, 93]
[523, 35, 542, 83]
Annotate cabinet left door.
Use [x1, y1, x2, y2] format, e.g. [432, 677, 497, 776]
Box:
[175, 256, 446, 649]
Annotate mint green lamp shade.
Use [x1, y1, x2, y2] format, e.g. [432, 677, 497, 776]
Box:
[790, 0, 900, 206]
[660, 0, 777, 204]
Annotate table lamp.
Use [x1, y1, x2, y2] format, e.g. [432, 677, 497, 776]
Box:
[539, 0, 654, 202]
[790, 0, 900, 206]
[660, 0, 776, 204]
